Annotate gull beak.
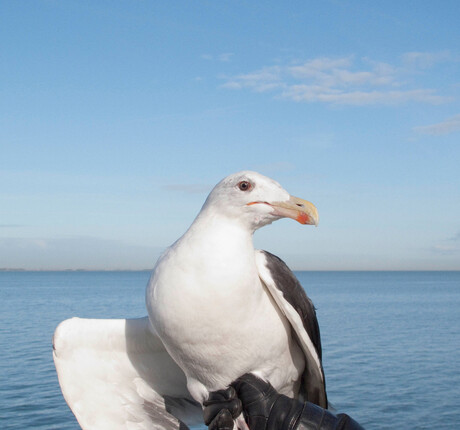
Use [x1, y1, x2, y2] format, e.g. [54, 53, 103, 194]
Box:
[271, 196, 319, 226]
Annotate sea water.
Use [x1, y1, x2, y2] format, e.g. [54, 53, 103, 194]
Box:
[1, 271, 459, 429]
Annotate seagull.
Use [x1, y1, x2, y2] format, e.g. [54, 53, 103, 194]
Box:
[53, 171, 327, 430]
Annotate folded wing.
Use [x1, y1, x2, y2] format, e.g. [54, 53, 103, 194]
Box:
[53, 317, 202, 430]
[255, 250, 328, 409]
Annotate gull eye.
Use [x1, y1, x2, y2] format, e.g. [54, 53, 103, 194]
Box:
[238, 181, 252, 191]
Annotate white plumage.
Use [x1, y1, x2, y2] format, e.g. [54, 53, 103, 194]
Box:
[54, 171, 326, 430]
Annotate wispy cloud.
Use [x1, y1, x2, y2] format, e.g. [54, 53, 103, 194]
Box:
[201, 53, 234, 62]
[432, 232, 460, 255]
[414, 113, 460, 136]
[218, 53, 234, 62]
[222, 65, 283, 92]
[401, 50, 452, 69]
[222, 53, 453, 106]
[281, 87, 445, 105]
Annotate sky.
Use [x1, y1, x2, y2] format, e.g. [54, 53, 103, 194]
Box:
[1, 1, 460, 270]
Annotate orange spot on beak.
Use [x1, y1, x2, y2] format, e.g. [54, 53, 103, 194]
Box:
[296, 212, 310, 225]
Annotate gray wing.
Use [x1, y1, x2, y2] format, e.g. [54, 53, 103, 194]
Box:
[255, 250, 328, 409]
[53, 317, 202, 429]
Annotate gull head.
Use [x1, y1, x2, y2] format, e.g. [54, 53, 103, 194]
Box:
[201, 171, 319, 231]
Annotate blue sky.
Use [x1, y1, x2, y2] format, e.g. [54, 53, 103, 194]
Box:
[1, 1, 459, 270]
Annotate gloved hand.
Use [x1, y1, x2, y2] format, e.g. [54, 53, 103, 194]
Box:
[204, 373, 365, 430]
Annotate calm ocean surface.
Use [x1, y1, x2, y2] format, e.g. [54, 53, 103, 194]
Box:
[1, 270, 459, 429]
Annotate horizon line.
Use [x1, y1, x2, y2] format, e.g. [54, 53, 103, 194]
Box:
[1, 268, 459, 273]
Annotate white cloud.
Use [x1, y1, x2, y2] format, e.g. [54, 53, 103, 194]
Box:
[414, 113, 460, 136]
[282, 87, 447, 105]
[222, 66, 283, 91]
[401, 50, 452, 68]
[288, 57, 353, 78]
[221, 53, 453, 106]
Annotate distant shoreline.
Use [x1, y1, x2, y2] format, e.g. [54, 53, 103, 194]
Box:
[0, 268, 152, 272]
[1, 268, 459, 272]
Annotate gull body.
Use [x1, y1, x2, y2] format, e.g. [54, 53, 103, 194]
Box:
[146, 171, 322, 408]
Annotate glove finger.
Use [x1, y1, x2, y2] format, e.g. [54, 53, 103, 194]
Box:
[231, 373, 280, 423]
[208, 409, 234, 430]
[232, 373, 277, 405]
[204, 387, 237, 405]
[204, 398, 242, 425]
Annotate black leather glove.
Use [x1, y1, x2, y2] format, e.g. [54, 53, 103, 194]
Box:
[204, 373, 365, 430]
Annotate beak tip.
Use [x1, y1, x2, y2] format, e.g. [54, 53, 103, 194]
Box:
[273, 196, 319, 226]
